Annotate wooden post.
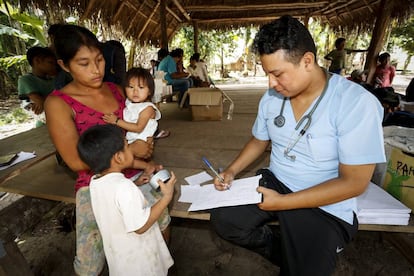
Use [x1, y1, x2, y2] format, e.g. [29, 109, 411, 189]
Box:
[193, 21, 199, 54]
[160, 0, 168, 50]
[365, 0, 393, 84]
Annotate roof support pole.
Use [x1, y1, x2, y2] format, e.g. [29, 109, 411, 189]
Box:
[160, 0, 168, 50]
[193, 21, 199, 54]
[365, 0, 393, 84]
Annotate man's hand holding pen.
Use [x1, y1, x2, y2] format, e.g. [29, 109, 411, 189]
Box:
[213, 171, 233, 191]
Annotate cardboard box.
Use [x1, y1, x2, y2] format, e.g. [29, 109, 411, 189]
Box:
[382, 146, 414, 212]
[188, 88, 223, 121]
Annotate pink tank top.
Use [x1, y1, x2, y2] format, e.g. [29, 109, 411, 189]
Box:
[50, 82, 139, 191]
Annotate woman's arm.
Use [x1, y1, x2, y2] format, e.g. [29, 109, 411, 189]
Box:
[44, 95, 90, 172]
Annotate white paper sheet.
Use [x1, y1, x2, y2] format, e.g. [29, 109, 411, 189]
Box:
[178, 175, 262, 211]
[356, 182, 411, 225]
[0, 151, 36, 171]
[184, 171, 213, 185]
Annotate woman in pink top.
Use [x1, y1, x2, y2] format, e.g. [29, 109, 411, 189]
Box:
[373, 52, 396, 88]
[44, 25, 169, 275]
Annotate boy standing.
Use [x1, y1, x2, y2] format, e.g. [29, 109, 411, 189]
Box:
[77, 124, 175, 275]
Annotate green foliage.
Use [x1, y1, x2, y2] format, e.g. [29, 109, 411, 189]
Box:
[0, 54, 25, 68]
[391, 17, 414, 55]
[0, 107, 31, 125]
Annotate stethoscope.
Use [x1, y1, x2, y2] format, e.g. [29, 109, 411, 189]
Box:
[274, 70, 331, 161]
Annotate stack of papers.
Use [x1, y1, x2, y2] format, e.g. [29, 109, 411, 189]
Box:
[179, 173, 262, 211]
[356, 182, 411, 225]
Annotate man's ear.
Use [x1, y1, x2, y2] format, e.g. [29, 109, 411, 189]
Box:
[57, 59, 70, 73]
[302, 52, 315, 69]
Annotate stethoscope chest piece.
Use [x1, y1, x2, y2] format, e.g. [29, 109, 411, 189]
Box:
[274, 114, 285, 127]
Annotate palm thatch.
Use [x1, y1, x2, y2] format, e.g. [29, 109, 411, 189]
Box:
[19, 0, 414, 44]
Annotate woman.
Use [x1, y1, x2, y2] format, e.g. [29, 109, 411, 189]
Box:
[44, 25, 169, 275]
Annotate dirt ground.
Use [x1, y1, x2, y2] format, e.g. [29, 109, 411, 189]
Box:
[13, 202, 414, 276]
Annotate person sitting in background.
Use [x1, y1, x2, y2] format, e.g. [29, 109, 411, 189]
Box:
[18, 46, 57, 126]
[373, 52, 396, 88]
[405, 78, 414, 102]
[157, 48, 193, 107]
[102, 40, 127, 85]
[187, 54, 209, 87]
[193, 52, 210, 86]
[149, 59, 158, 77]
[48, 23, 73, 89]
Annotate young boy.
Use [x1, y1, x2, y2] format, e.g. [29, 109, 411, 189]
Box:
[77, 124, 175, 275]
[18, 46, 57, 126]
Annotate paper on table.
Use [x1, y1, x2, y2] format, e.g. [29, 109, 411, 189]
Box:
[180, 175, 262, 211]
[0, 151, 36, 171]
[179, 185, 202, 203]
[184, 171, 213, 185]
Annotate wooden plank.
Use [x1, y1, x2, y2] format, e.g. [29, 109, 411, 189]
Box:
[0, 126, 56, 184]
[0, 240, 33, 276]
[0, 156, 76, 204]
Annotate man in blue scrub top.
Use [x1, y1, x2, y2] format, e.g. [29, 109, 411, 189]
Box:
[210, 15, 386, 276]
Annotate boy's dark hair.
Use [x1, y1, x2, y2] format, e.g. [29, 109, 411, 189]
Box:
[252, 15, 317, 64]
[334, 37, 346, 48]
[77, 124, 125, 174]
[26, 46, 56, 66]
[54, 24, 102, 65]
[125, 67, 155, 100]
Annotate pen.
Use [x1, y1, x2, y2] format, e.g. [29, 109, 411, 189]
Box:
[202, 157, 229, 189]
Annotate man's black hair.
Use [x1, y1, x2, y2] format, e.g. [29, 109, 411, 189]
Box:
[77, 124, 125, 174]
[252, 15, 317, 64]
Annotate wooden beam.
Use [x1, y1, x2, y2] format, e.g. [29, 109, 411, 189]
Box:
[365, 0, 393, 84]
[193, 21, 199, 54]
[160, 0, 168, 49]
[112, 2, 125, 24]
[166, 6, 182, 22]
[185, 2, 328, 12]
[80, 0, 98, 21]
[171, 0, 191, 21]
[138, 1, 161, 39]
[196, 16, 279, 24]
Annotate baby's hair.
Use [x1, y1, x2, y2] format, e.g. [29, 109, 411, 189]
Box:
[125, 67, 155, 101]
[26, 46, 56, 66]
[77, 124, 125, 174]
[335, 38, 346, 48]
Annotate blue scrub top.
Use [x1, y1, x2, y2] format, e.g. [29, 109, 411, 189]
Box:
[252, 74, 386, 224]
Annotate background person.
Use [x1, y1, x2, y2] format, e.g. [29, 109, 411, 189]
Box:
[210, 15, 385, 275]
[373, 52, 396, 88]
[18, 46, 57, 126]
[157, 48, 193, 107]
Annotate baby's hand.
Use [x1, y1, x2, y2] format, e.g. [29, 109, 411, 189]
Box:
[158, 171, 176, 201]
[135, 173, 150, 186]
[102, 113, 118, 124]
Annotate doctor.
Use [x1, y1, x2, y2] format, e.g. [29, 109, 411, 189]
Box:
[210, 15, 386, 275]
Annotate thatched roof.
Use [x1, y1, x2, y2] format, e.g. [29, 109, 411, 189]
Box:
[20, 0, 414, 44]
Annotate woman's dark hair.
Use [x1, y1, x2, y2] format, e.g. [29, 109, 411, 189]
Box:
[125, 67, 155, 100]
[53, 24, 102, 65]
[252, 15, 317, 64]
[77, 124, 125, 174]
